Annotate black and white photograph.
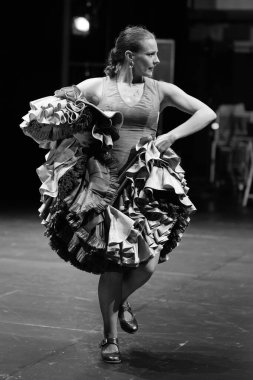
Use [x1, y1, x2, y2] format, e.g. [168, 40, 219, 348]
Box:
[0, 0, 253, 379]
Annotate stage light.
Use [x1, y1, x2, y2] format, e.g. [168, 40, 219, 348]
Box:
[211, 122, 219, 130]
[72, 16, 90, 36]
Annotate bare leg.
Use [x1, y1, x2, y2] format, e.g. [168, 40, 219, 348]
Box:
[121, 253, 160, 320]
[98, 271, 123, 353]
[98, 253, 160, 350]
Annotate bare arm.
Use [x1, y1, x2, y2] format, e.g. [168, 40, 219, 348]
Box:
[76, 77, 104, 105]
[156, 82, 217, 152]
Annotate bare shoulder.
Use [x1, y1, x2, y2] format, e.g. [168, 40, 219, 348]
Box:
[157, 81, 185, 99]
[76, 77, 104, 104]
[156, 81, 185, 110]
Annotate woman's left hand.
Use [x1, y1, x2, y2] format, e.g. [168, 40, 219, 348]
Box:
[154, 132, 176, 153]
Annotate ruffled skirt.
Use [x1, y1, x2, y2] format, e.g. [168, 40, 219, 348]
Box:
[38, 136, 196, 274]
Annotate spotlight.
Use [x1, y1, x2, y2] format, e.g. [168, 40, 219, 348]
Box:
[72, 16, 90, 36]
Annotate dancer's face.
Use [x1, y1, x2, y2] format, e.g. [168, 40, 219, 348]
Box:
[132, 38, 160, 79]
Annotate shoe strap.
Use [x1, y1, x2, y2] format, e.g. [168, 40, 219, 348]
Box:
[100, 337, 119, 347]
[120, 302, 134, 315]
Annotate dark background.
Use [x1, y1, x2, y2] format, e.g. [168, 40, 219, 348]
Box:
[2, 0, 253, 205]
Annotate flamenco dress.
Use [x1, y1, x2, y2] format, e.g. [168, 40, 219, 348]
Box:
[20, 78, 196, 275]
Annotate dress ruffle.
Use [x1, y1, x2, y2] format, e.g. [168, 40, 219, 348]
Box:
[37, 135, 196, 274]
[105, 137, 196, 267]
[20, 85, 123, 149]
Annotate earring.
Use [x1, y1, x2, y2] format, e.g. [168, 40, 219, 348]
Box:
[128, 60, 134, 85]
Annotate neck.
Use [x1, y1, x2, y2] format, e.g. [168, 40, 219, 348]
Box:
[116, 65, 144, 85]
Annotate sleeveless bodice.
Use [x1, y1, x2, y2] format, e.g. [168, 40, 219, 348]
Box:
[97, 76, 161, 170]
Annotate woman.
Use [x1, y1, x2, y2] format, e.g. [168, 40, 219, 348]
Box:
[75, 25, 216, 363]
[20, 25, 216, 364]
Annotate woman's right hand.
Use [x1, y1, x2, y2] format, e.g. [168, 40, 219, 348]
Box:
[155, 132, 177, 154]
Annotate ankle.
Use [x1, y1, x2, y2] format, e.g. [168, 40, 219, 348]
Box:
[101, 337, 119, 344]
[103, 332, 118, 340]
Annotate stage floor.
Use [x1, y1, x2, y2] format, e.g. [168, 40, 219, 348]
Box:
[0, 200, 252, 380]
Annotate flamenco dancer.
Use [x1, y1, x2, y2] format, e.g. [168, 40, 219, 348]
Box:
[20, 25, 216, 364]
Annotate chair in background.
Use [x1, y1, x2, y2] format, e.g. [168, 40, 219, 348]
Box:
[210, 103, 253, 206]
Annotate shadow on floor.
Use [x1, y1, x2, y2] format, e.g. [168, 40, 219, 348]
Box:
[98, 349, 252, 378]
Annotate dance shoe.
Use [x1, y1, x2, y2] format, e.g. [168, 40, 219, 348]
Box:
[118, 301, 138, 334]
[100, 337, 121, 364]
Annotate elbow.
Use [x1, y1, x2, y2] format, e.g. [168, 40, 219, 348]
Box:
[204, 108, 217, 124]
[210, 110, 217, 123]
